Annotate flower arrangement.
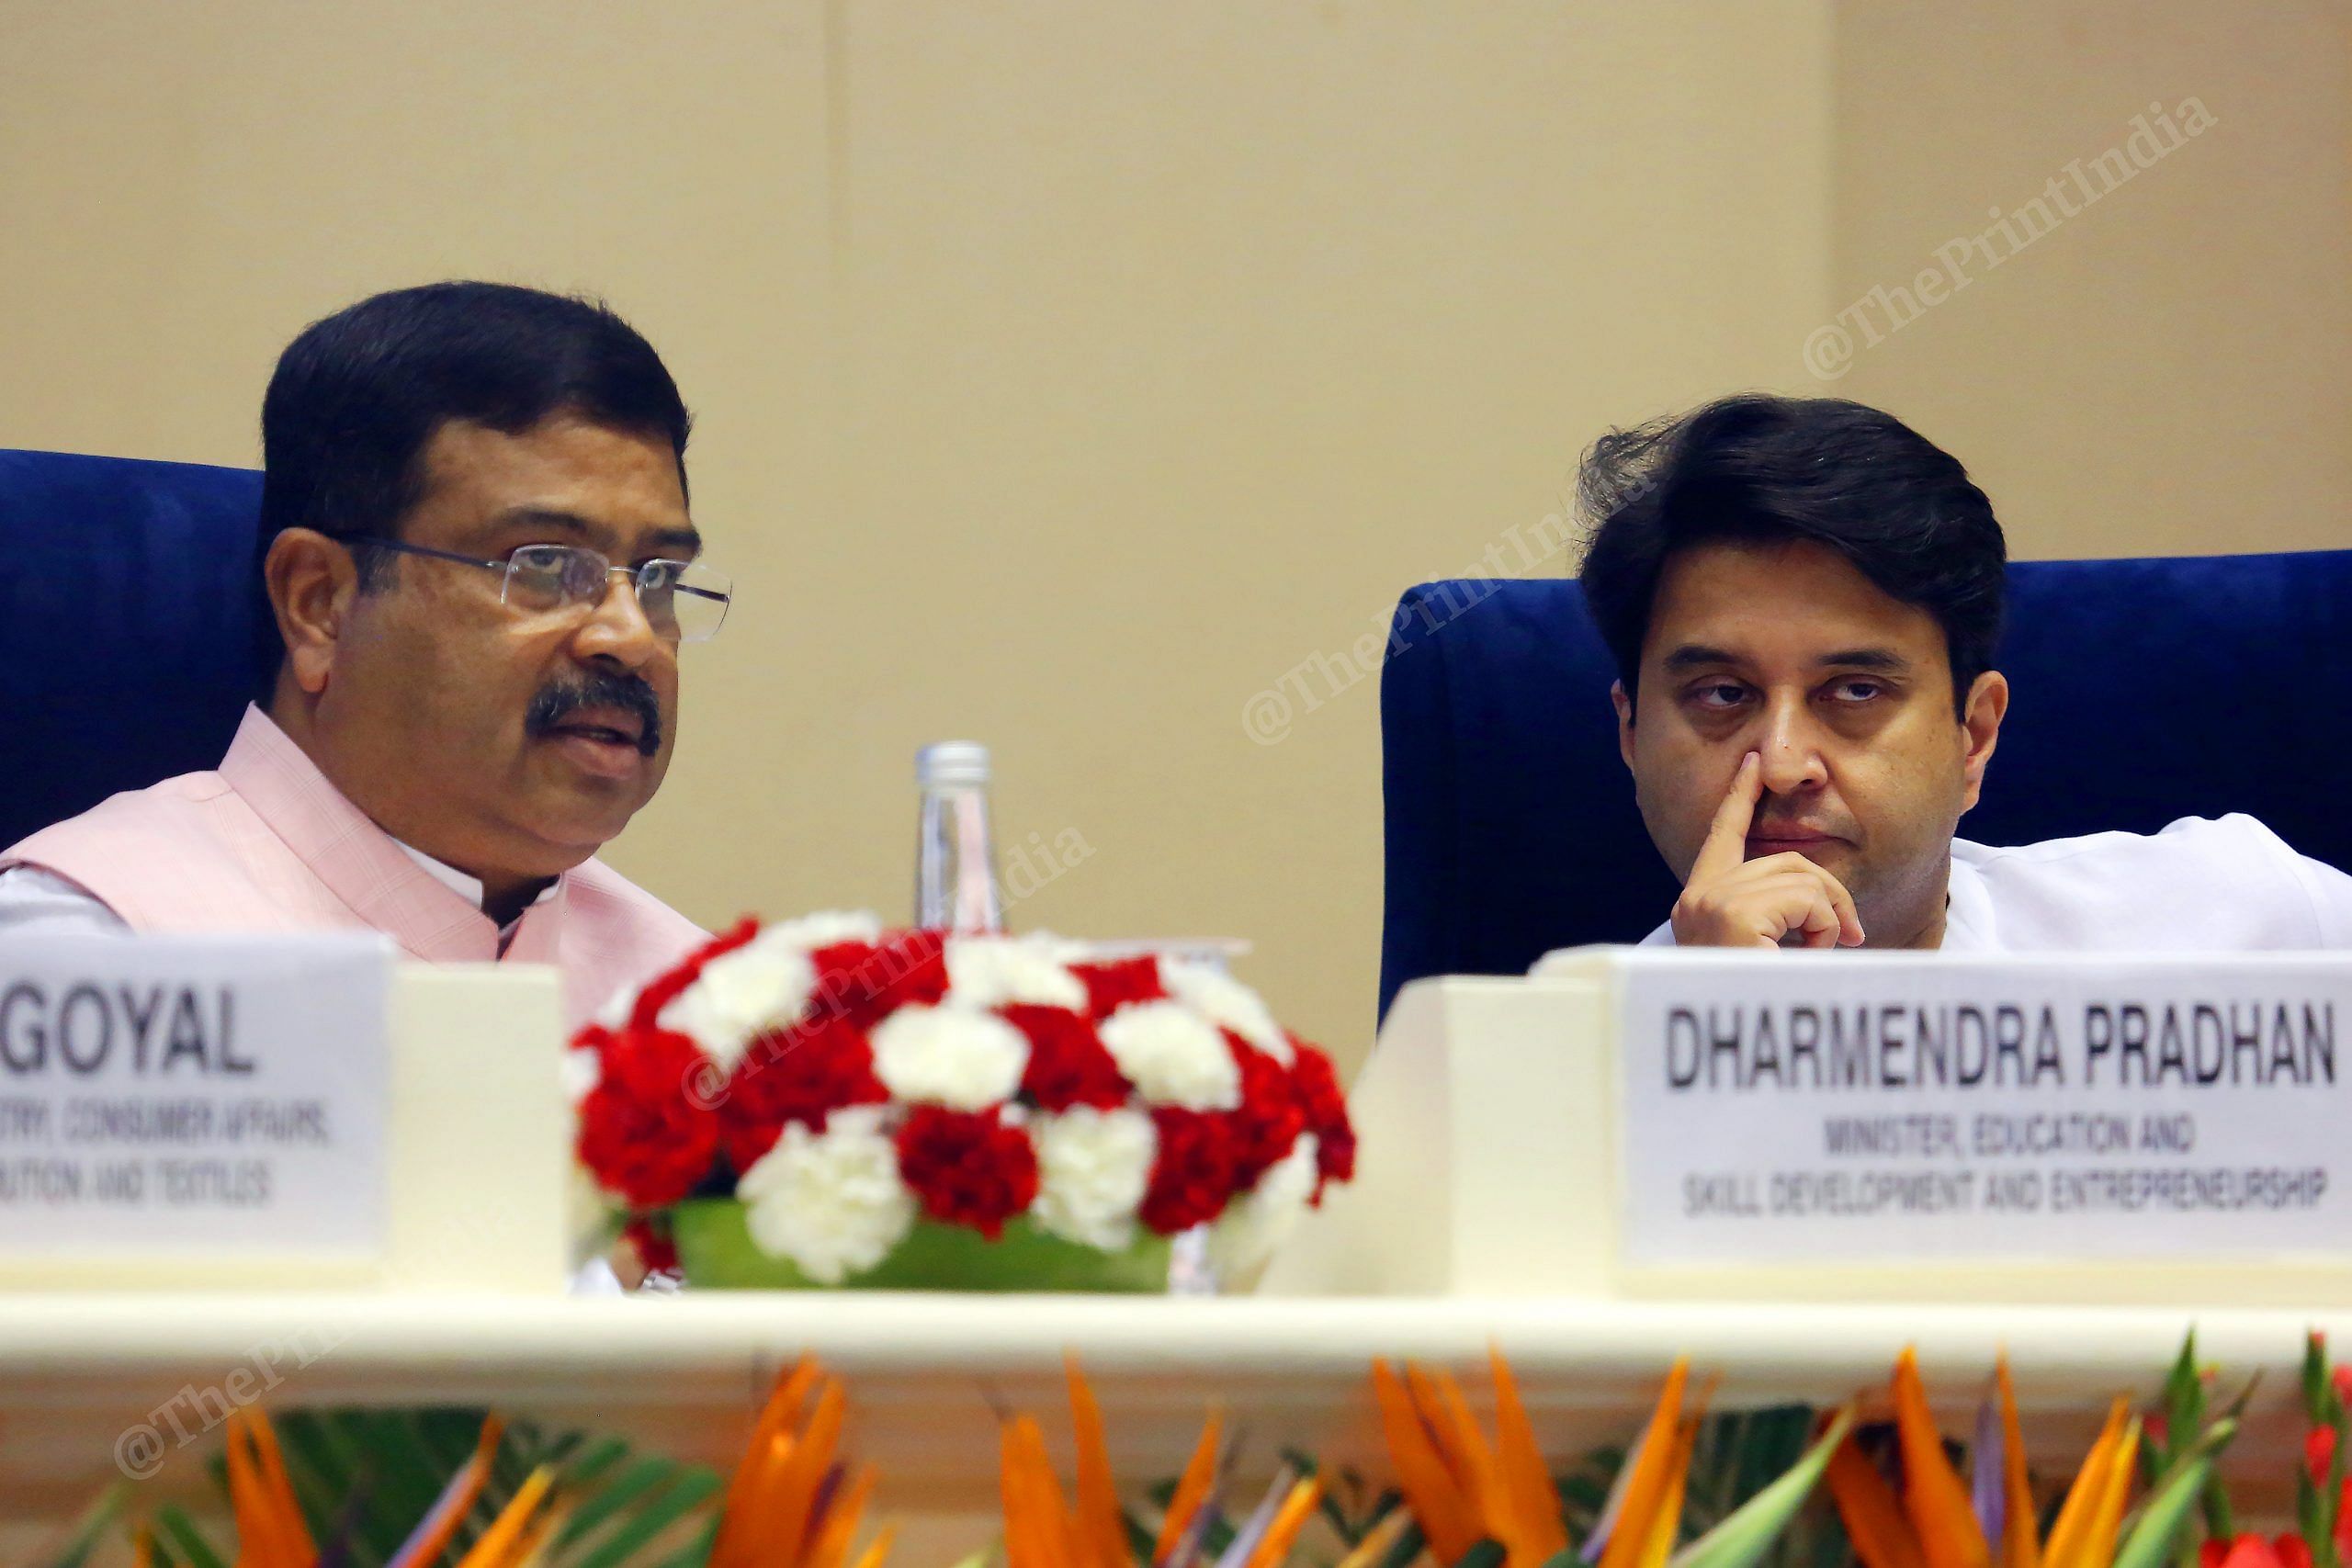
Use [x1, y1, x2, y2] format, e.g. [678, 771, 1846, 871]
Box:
[2198, 1331, 2351, 1568]
[106, 1361, 888, 1568]
[568, 916, 1357, 1289]
[61, 1331, 2342, 1568]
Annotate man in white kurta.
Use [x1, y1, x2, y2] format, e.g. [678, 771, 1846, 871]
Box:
[1576, 393, 2351, 953]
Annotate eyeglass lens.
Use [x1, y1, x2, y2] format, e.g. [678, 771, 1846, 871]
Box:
[503, 545, 731, 642]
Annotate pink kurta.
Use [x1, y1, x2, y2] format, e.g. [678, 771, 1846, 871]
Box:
[2, 706, 707, 1030]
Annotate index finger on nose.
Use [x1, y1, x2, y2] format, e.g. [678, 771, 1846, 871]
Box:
[1688, 751, 1762, 886]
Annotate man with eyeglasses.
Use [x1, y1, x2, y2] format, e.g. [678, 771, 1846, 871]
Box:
[0, 281, 725, 1031]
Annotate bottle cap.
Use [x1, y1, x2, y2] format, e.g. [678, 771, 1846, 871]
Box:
[915, 740, 991, 787]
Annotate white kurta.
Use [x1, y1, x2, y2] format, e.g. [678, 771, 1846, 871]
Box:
[1640, 814, 2352, 951]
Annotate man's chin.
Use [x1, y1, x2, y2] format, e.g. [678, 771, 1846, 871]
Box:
[509, 796, 643, 869]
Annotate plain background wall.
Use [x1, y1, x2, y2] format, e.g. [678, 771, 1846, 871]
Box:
[0, 0, 2344, 1077]
[1830, 1, 2350, 561]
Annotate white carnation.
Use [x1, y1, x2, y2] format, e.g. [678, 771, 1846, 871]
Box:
[1206, 1134, 1318, 1278]
[760, 909, 885, 953]
[592, 984, 636, 1030]
[1031, 1106, 1157, 1251]
[560, 1044, 603, 1106]
[657, 936, 819, 1073]
[1029, 932, 1096, 964]
[1099, 1001, 1240, 1111]
[944, 934, 1088, 1011]
[869, 1004, 1029, 1109]
[736, 1106, 916, 1284]
[1160, 959, 1291, 1064]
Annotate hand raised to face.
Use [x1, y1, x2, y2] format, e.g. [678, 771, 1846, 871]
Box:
[1668, 751, 1867, 949]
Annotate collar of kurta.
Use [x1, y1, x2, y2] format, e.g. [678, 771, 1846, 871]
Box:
[218, 704, 570, 964]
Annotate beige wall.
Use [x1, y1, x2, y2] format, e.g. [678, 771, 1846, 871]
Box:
[1829, 1, 2351, 559]
[2, 2, 2341, 1066]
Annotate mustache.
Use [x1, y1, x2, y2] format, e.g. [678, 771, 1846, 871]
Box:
[526, 670, 664, 756]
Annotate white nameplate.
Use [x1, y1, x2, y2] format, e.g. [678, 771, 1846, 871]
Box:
[0, 934, 392, 1259]
[1618, 953, 2347, 1266]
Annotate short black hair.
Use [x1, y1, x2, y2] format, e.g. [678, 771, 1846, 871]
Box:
[254, 280, 692, 684]
[1577, 393, 2006, 716]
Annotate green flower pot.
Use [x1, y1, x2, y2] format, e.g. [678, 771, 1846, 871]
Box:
[670, 1199, 1173, 1292]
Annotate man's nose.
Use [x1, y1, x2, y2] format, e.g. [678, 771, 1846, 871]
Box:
[570, 571, 664, 671]
[1754, 694, 1828, 795]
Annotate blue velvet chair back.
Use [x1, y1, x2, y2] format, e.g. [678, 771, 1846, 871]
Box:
[1, 450, 270, 853]
[1377, 550, 2352, 1021]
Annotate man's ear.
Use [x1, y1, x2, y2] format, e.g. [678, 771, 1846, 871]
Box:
[265, 529, 363, 695]
[1611, 680, 1636, 771]
[1958, 669, 2008, 813]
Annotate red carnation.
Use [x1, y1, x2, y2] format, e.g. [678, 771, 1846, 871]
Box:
[1223, 1031, 1306, 1187]
[1287, 1039, 1356, 1196]
[1139, 1106, 1240, 1234]
[818, 931, 951, 1028]
[1005, 1004, 1131, 1111]
[807, 940, 878, 1016]
[717, 1014, 889, 1171]
[623, 917, 761, 1032]
[576, 1027, 721, 1206]
[895, 1106, 1039, 1239]
[1069, 955, 1167, 1021]
[593, 1024, 706, 1102]
[571, 1024, 619, 1073]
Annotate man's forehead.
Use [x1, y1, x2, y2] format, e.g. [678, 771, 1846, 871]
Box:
[1645, 538, 1945, 660]
[412, 415, 691, 539]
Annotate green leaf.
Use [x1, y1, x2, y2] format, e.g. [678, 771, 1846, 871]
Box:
[276, 1412, 374, 1563]
[1316, 1482, 1358, 1544]
[1375, 1518, 1428, 1568]
[558, 1456, 698, 1551]
[647, 1517, 719, 1568]
[2200, 1467, 2236, 1542]
[2116, 1416, 2240, 1568]
[1454, 1540, 1509, 1568]
[350, 1410, 471, 1556]
[2220, 1372, 2266, 1425]
[1561, 1473, 1613, 1513]
[1670, 1407, 1854, 1568]
[560, 1438, 636, 1494]
[154, 1508, 231, 1568]
[561, 1470, 726, 1568]
[2163, 1333, 2203, 1463]
[300, 1415, 387, 1560]
[34, 1483, 128, 1568]
[1123, 1510, 1158, 1563]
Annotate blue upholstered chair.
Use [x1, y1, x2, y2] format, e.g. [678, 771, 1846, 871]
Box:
[1, 450, 270, 853]
[1376, 552, 2352, 1022]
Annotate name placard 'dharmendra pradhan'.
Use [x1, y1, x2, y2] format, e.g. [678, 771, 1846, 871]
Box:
[0, 933, 391, 1258]
[1614, 952, 2348, 1267]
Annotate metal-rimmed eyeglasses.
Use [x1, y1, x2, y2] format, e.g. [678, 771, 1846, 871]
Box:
[330, 536, 732, 644]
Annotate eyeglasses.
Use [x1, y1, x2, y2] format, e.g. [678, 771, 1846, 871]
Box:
[331, 536, 732, 644]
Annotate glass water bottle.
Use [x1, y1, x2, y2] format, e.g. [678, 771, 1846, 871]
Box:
[914, 741, 1005, 932]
